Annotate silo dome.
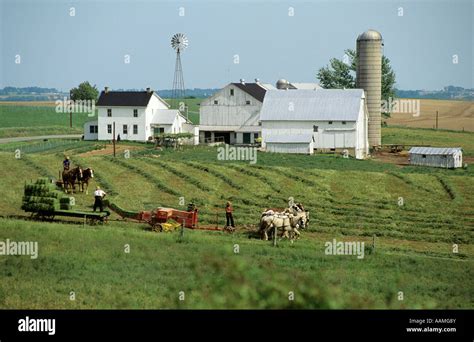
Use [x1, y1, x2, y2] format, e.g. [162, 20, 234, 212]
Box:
[357, 29, 382, 41]
[276, 79, 290, 89]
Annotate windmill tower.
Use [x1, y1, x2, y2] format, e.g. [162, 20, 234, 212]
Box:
[171, 33, 188, 110]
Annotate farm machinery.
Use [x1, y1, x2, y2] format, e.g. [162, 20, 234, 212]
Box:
[106, 201, 199, 232]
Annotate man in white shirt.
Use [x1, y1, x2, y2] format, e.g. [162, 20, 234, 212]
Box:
[93, 186, 106, 212]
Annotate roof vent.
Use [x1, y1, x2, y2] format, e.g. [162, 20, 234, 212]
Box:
[255, 78, 260, 83]
[104, 86, 109, 94]
[146, 87, 151, 94]
[240, 79, 245, 85]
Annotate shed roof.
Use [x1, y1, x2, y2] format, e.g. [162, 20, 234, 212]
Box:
[266, 134, 314, 144]
[408, 147, 462, 155]
[151, 109, 181, 125]
[260, 89, 364, 121]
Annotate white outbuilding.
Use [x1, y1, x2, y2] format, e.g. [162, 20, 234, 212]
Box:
[260, 89, 369, 159]
[408, 147, 463, 168]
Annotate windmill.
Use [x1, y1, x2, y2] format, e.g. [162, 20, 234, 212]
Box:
[171, 33, 188, 111]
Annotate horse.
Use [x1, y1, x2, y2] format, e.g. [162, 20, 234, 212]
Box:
[258, 211, 301, 241]
[62, 166, 83, 194]
[79, 168, 94, 195]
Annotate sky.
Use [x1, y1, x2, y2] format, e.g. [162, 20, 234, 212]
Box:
[1, 0, 472, 91]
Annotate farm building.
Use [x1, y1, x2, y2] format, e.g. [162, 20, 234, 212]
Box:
[408, 147, 463, 168]
[84, 87, 198, 143]
[260, 89, 369, 159]
[199, 79, 272, 144]
[199, 79, 323, 145]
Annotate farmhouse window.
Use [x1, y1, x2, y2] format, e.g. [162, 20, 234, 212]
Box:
[89, 125, 98, 134]
[422, 154, 426, 158]
[214, 100, 219, 105]
[328, 121, 333, 124]
[107, 125, 112, 134]
[230, 89, 234, 96]
[123, 125, 128, 135]
[133, 125, 138, 135]
[133, 109, 138, 117]
[313, 125, 318, 132]
[107, 109, 112, 117]
[246, 100, 251, 105]
[342, 121, 346, 125]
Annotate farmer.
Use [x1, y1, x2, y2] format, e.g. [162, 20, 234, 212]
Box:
[225, 201, 235, 228]
[93, 186, 106, 212]
[63, 156, 71, 170]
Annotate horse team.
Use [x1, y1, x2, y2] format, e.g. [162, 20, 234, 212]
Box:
[258, 203, 310, 241]
[62, 166, 94, 194]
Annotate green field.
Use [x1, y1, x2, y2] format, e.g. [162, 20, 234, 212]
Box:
[0, 130, 472, 308]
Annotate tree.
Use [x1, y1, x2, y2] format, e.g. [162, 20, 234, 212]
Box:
[317, 49, 396, 116]
[70, 81, 99, 102]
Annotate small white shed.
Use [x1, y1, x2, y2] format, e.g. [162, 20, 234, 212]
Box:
[266, 134, 314, 154]
[408, 147, 463, 169]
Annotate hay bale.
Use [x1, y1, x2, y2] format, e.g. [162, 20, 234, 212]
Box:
[60, 203, 72, 210]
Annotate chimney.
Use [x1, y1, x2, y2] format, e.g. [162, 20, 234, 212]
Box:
[255, 78, 260, 84]
[104, 86, 109, 94]
[146, 87, 151, 94]
[240, 79, 245, 85]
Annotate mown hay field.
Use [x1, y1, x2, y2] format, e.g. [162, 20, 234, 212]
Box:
[0, 132, 472, 309]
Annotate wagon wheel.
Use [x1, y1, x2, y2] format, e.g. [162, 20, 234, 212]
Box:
[151, 223, 163, 232]
[86, 217, 98, 225]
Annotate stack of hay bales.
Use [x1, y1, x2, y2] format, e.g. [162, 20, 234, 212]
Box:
[22, 177, 72, 212]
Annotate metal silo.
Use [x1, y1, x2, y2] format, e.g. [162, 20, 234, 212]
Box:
[356, 29, 383, 148]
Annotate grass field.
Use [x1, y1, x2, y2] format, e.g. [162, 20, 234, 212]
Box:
[386, 99, 474, 132]
[0, 127, 472, 309]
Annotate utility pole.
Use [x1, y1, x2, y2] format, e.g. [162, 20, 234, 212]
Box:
[113, 122, 116, 157]
[436, 110, 439, 130]
[69, 90, 73, 128]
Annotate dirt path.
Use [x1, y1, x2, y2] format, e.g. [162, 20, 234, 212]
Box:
[78, 144, 143, 157]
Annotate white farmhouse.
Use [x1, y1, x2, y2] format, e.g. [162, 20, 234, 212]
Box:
[199, 79, 272, 144]
[260, 89, 369, 159]
[84, 87, 197, 143]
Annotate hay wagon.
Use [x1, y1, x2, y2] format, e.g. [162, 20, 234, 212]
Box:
[22, 178, 110, 225]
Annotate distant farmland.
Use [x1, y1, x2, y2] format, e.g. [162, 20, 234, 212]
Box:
[386, 99, 474, 132]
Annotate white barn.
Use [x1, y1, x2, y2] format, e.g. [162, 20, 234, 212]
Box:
[260, 89, 369, 159]
[84, 88, 197, 143]
[408, 147, 463, 168]
[199, 80, 272, 144]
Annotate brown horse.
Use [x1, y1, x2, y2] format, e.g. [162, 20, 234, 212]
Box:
[62, 167, 83, 194]
[79, 168, 94, 195]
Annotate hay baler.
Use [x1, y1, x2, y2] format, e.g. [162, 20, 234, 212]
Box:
[108, 201, 198, 232]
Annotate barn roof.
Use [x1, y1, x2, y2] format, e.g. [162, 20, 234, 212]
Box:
[97, 91, 157, 107]
[260, 89, 364, 121]
[231, 82, 267, 102]
[409, 147, 462, 155]
[266, 134, 314, 143]
[289, 82, 322, 90]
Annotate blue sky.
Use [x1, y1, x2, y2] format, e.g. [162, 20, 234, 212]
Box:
[1, 0, 472, 91]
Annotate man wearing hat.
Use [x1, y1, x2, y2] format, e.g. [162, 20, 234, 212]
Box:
[93, 186, 107, 212]
[63, 156, 71, 170]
